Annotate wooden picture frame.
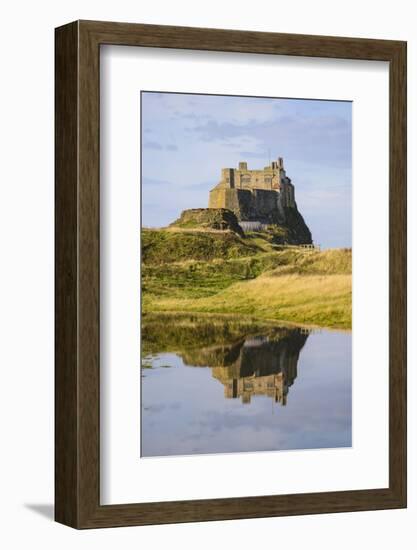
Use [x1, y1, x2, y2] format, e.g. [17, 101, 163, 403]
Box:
[55, 20, 407, 528]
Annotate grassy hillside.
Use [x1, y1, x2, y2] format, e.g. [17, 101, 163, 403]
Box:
[142, 228, 352, 329]
[142, 228, 259, 263]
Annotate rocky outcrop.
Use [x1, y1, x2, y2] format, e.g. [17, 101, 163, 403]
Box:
[169, 205, 312, 245]
[170, 208, 244, 237]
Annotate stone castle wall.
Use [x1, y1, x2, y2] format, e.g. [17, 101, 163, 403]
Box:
[209, 157, 295, 223]
[209, 187, 285, 224]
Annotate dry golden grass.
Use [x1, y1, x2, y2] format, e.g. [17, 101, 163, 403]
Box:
[146, 272, 352, 329]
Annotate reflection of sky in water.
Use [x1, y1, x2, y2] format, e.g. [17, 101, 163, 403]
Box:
[141, 330, 351, 457]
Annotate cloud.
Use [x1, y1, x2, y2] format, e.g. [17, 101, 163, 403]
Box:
[143, 141, 178, 151]
[143, 141, 163, 150]
[142, 92, 282, 128]
[190, 113, 351, 169]
[142, 177, 171, 187]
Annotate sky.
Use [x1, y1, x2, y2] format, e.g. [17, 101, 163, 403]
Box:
[141, 91, 352, 249]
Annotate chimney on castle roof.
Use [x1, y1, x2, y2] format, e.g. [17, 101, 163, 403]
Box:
[278, 157, 284, 168]
[238, 161, 248, 170]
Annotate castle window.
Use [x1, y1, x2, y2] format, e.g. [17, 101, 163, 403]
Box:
[264, 177, 272, 184]
[225, 178, 230, 183]
[241, 176, 251, 184]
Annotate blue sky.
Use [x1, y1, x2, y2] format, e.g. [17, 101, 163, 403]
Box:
[141, 92, 352, 249]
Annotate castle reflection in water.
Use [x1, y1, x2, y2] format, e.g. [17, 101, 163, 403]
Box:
[142, 314, 310, 406]
[183, 331, 308, 405]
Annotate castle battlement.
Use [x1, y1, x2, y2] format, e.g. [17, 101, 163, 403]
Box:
[218, 157, 291, 195]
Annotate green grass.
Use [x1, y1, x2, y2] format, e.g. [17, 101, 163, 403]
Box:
[142, 252, 298, 299]
[141, 229, 352, 329]
[142, 228, 259, 264]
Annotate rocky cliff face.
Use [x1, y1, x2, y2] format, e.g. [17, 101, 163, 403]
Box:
[274, 206, 312, 245]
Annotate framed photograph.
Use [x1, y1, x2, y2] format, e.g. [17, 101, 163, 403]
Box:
[55, 20, 406, 528]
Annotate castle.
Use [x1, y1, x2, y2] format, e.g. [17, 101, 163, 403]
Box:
[178, 327, 309, 406]
[209, 157, 310, 239]
[170, 156, 312, 244]
[211, 333, 302, 406]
